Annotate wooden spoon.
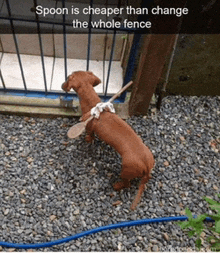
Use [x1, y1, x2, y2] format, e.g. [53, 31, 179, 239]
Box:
[67, 81, 133, 139]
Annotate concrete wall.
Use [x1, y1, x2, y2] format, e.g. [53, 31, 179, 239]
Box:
[0, 34, 125, 61]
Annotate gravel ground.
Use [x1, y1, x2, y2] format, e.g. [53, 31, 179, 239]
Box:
[0, 95, 219, 252]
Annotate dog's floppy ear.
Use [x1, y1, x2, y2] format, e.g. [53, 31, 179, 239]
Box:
[87, 71, 101, 87]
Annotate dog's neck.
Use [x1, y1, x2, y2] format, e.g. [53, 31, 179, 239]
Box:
[77, 84, 101, 114]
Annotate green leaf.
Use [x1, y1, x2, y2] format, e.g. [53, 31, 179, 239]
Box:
[212, 242, 220, 251]
[204, 197, 218, 205]
[178, 209, 206, 236]
[192, 216, 205, 235]
[204, 197, 220, 215]
[188, 230, 195, 238]
[207, 214, 220, 221]
[210, 204, 220, 213]
[195, 214, 207, 223]
[185, 208, 193, 220]
[195, 238, 202, 250]
[177, 220, 191, 229]
[215, 220, 220, 233]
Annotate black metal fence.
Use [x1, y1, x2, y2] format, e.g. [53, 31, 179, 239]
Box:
[0, 0, 142, 103]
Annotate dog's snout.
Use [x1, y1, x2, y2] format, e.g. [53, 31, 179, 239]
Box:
[62, 82, 67, 92]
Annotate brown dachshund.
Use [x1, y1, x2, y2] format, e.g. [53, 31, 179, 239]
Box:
[62, 71, 155, 210]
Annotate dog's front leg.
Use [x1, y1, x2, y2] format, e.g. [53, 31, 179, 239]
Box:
[85, 121, 95, 143]
[80, 112, 95, 143]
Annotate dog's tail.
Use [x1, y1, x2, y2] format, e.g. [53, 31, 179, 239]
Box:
[130, 174, 151, 210]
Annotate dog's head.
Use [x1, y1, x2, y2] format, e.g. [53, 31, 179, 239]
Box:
[62, 71, 101, 92]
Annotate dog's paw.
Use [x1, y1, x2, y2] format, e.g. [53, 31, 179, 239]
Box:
[113, 180, 130, 191]
[113, 182, 123, 191]
[85, 135, 94, 143]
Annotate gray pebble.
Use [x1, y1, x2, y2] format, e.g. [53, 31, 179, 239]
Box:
[152, 245, 159, 251]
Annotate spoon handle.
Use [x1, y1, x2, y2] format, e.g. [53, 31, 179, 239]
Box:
[108, 81, 133, 103]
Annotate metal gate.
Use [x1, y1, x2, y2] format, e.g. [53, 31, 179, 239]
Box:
[0, 0, 142, 105]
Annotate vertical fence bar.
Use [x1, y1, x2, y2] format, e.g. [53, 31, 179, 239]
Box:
[102, 32, 108, 94]
[104, 0, 120, 96]
[33, 0, 48, 93]
[62, 0, 67, 81]
[0, 37, 6, 89]
[102, 0, 109, 94]
[5, 0, 27, 91]
[0, 71, 6, 89]
[86, 0, 93, 71]
[104, 29, 116, 97]
[49, 0, 58, 91]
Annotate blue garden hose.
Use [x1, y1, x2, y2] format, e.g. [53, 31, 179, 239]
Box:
[0, 216, 214, 249]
